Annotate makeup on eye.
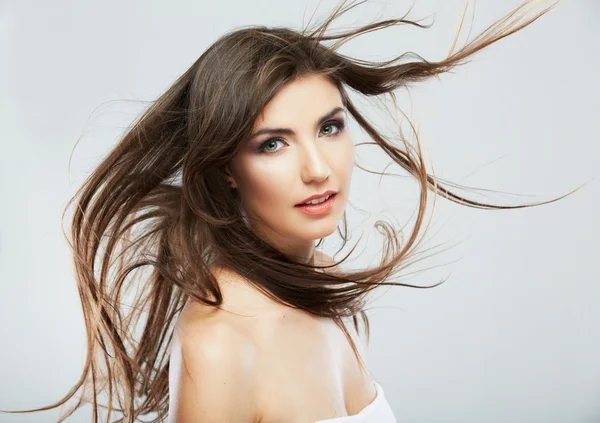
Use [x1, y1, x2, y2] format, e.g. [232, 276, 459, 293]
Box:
[257, 118, 346, 154]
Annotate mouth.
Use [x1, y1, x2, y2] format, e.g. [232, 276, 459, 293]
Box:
[294, 193, 337, 216]
[295, 190, 338, 207]
[295, 192, 336, 207]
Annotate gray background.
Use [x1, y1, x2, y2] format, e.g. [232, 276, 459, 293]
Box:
[1, 0, 598, 422]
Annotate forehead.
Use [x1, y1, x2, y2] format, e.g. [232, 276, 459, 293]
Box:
[253, 74, 342, 129]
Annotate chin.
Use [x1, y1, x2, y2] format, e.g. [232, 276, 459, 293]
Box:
[291, 218, 340, 241]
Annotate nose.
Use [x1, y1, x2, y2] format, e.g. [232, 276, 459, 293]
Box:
[300, 142, 330, 183]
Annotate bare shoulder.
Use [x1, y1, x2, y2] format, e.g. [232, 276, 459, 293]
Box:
[168, 306, 261, 423]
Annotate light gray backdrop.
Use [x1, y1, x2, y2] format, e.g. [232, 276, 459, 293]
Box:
[1, 0, 598, 422]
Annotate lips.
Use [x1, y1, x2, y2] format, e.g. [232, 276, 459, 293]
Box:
[297, 193, 336, 206]
[295, 192, 337, 216]
[295, 190, 338, 206]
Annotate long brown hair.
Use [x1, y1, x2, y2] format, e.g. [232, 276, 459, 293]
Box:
[2, 0, 584, 421]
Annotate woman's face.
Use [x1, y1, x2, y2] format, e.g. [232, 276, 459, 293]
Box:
[227, 73, 354, 255]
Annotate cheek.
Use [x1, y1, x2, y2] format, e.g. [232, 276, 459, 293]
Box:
[346, 142, 355, 173]
[238, 159, 294, 208]
[331, 137, 354, 179]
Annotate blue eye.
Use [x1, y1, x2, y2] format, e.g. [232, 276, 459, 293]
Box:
[258, 119, 346, 154]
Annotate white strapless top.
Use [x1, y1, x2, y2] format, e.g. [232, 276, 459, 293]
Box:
[313, 381, 396, 423]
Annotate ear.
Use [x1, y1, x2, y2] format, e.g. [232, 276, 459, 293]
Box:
[223, 165, 237, 189]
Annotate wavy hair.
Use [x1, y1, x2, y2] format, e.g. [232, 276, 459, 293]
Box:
[2, 0, 582, 421]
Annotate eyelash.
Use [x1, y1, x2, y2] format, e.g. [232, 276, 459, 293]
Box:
[258, 119, 346, 155]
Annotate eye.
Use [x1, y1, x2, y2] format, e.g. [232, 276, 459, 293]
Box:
[257, 119, 346, 155]
[258, 138, 285, 154]
[319, 119, 345, 137]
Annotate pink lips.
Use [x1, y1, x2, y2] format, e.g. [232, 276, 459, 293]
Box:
[295, 190, 337, 206]
[295, 193, 337, 216]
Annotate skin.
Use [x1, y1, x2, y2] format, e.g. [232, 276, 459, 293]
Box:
[171, 74, 376, 422]
[225, 73, 355, 264]
[175, 254, 377, 423]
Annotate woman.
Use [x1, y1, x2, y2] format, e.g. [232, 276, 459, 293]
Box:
[2, 0, 579, 422]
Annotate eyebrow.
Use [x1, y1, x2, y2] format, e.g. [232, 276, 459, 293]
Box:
[250, 106, 346, 139]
